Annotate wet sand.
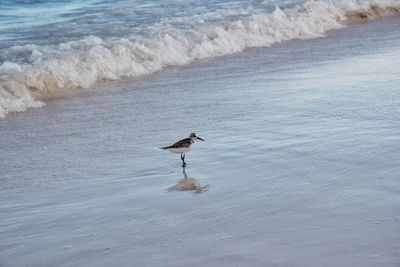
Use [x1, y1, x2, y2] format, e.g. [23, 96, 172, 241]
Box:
[1, 17, 400, 266]
[345, 5, 400, 23]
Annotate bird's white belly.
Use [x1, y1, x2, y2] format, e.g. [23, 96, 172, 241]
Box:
[166, 147, 191, 154]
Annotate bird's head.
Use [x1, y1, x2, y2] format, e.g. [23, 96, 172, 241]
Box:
[189, 133, 205, 141]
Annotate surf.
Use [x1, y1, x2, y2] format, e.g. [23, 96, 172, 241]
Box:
[1, 0, 399, 119]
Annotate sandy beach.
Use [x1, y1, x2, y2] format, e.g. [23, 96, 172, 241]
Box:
[1, 3, 400, 267]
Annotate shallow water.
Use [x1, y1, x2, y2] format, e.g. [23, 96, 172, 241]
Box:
[1, 17, 400, 266]
[2, 0, 400, 119]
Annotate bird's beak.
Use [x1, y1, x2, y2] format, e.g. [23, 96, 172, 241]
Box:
[197, 137, 205, 141]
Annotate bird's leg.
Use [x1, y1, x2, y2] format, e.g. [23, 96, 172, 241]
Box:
[181, 153, 186, 168]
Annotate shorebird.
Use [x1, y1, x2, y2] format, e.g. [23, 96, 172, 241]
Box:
[160, 133, 205, 167]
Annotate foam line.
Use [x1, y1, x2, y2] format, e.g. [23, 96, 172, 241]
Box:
[0, 0, 399, 118]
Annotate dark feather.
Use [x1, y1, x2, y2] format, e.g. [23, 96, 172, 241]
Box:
[162, 137, 192, 149]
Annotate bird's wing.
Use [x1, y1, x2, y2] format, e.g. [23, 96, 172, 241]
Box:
[167, 138, 192, 149]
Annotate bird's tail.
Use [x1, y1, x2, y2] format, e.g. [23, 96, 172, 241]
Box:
[159, 146, 170, 150]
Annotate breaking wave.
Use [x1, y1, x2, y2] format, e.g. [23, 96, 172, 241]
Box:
[1, 0, 399, 118]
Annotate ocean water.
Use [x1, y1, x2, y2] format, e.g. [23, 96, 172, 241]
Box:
[1, 0, 400, 118]
[1, 0, 400, 266]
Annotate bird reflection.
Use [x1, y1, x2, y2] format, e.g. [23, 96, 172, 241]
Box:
[167, 168, 208, 193]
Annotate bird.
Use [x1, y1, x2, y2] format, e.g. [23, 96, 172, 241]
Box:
[160, 133, 205, 167]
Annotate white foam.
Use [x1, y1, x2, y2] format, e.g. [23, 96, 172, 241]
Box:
[0, 0, 399, 119]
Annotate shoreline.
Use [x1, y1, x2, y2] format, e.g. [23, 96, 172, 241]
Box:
[1, 7, 400, 267]
[2, 1, 400, 120]
[31, 10, 400, 104]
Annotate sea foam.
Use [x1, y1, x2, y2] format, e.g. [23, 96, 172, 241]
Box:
[0, 0, 399, 118]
